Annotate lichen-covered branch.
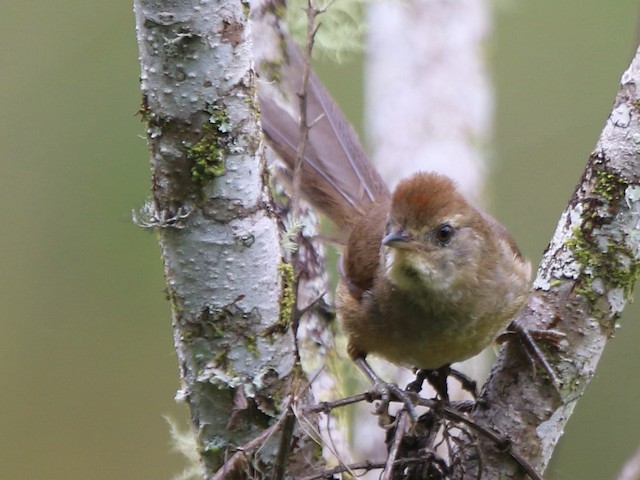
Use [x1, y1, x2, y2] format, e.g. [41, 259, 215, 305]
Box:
[458, 46, 640, 479]
[133, 0, 317, 476]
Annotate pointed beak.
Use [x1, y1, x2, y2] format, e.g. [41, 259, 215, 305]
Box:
[382, 229, 411, 249]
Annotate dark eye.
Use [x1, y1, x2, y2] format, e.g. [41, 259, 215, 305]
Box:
[435, 224, 455, 245]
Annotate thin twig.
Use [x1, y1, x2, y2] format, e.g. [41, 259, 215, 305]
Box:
[305, 392, 373, 414]
[506, 320, 564, 392]
[380, 411, 410, 480]
[298, 458, 426, 480]
[304, 387, 544, 480]
[421, 400, 544, 480]
[212, 424, 279, 480]
[290, 375, 357, 478]
[271, 403, 296, 480]
[292, 0, 323, 219]
[295, 289, 329, 321]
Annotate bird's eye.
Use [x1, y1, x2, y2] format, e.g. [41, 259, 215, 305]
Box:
[435, 224, 455, 245]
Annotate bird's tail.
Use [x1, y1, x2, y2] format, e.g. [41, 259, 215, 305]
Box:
[258, 40, 389, 230]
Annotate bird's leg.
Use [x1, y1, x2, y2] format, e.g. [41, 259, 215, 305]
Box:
[500, 320, 566, 391]
[408, 367, 479, 406]
[408, 366, 478, 400]
[407, 367, 451, 400]
[406, 369, 429, 394]
[427, 366, 450, 401]
[355, 357, 419, 422]
[407, 366, 453, 402]
[447, 368, 478, 399]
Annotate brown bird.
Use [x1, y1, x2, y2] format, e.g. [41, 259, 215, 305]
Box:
[258, 42, 532, 405]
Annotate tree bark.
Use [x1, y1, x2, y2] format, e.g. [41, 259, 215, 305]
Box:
[133, 0, 317, 476]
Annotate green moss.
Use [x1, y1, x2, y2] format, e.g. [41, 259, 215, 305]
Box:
[241, 0, 250, 18]
[565, 229, 603, 312]
[136, 94, 151, 122]
[245, 334, 258, 355]
[213, 347, 229, 367]
[212, 325, 224, 338]
[187, 106, 232, 184]
[565, 167, 640, 328]
[593, 168, 624, 203]
[568, 226, 640, 313]
[549, 279, 563, 288]
[277, 262, 296, 330]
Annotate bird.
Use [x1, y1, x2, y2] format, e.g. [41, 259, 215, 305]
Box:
[257, 40, 532, 407]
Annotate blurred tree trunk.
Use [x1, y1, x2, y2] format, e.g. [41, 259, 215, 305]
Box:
[133, 0, 320, 477]
[366, 0, 491, 202]
[250, 0, 353, 467]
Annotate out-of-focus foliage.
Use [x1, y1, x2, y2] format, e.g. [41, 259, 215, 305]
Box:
[286, 0, 368, 60]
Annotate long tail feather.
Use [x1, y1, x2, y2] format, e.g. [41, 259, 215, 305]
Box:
[258, 39, 389, 229]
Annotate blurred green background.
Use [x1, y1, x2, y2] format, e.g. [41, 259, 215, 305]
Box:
[1, 0, 639, 478]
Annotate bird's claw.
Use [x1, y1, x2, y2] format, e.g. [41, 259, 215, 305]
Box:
[371, 381, 419, 423]
[503, 320, 567, 391]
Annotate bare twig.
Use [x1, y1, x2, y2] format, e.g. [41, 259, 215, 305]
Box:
[305, 392, 374, 414]
[422, 400, 544, 480]
[298, 458, 426, 480]
[292, 0, 323, 219]
[212, 423, 279, 480]
[304, 384, 544, 480]
[271, 404, 296, 480]
[380, 411, 411, 480]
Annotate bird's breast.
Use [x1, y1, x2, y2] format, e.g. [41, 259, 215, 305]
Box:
[337, 278, 508, 369]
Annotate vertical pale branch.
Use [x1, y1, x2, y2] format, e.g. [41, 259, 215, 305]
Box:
[460, 47, 640, 479]
[133, 0, 316, 476]
[366, 0, 492, 202]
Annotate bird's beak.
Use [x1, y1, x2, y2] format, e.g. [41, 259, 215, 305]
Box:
[382, 229, 411, 249]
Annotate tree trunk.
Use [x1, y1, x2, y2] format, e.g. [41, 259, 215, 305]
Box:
[133, 0, 318, 476]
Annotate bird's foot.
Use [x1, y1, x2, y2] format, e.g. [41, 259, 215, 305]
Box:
[407, 366, 478, 400]
[500, 320, 567, 391]
[355, 357, 419, 422]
